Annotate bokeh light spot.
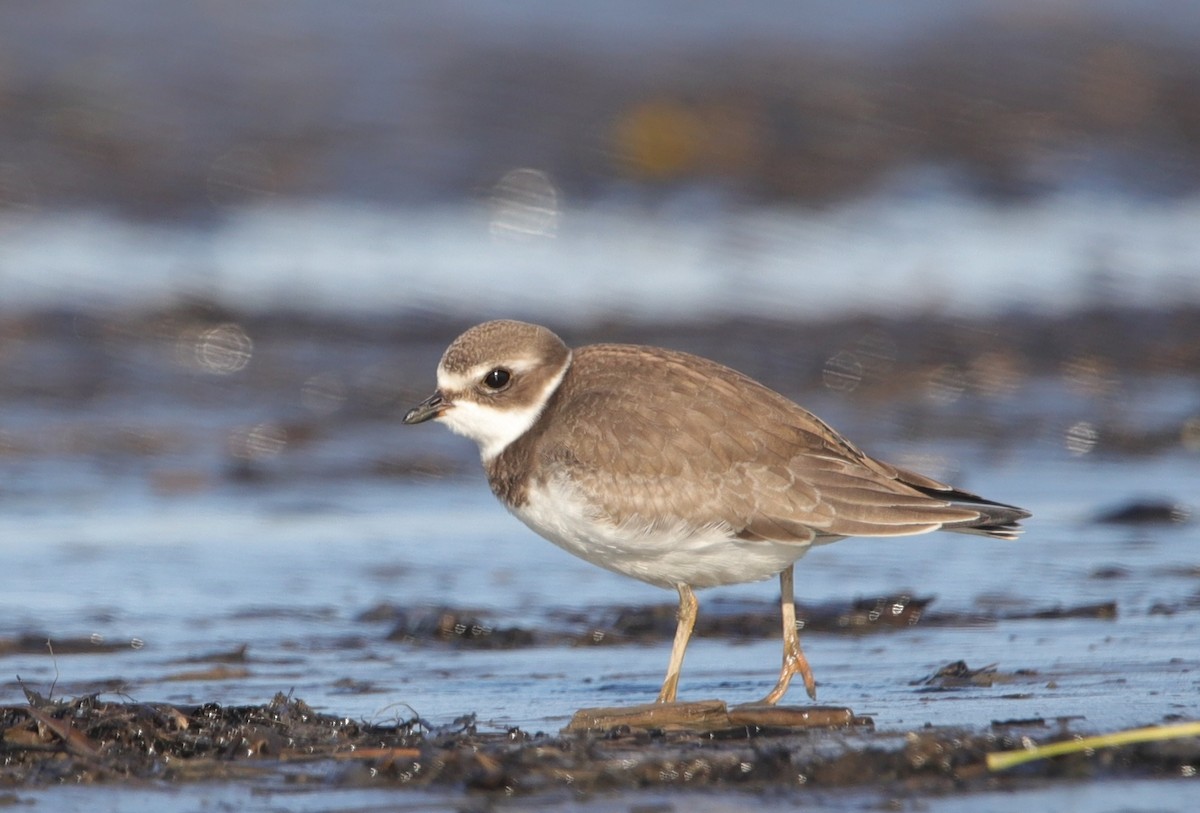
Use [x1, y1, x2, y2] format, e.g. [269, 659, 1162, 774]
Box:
[925, 364, 966, 404]
[489, 168, 560, 240]
[822, 350, 863, 393]
[229, 422, 287, 460]
[1065, 421, 1099, 455]
[194, 323, 253, 374]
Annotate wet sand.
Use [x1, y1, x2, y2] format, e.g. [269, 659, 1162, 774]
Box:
[2, 690, 1195, 790]
[1, 306, 1198, 809]
[2, 690, 1197, 810]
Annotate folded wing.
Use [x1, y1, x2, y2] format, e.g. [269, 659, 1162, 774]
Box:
[540, 345, 1028, 544]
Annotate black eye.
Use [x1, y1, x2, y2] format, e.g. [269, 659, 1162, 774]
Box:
[482, 368, 511, 390]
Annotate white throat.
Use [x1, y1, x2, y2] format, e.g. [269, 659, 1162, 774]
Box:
[436, 354, 571, 461]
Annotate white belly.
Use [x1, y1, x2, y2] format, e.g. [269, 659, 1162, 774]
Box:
[509, 479, 811, 590]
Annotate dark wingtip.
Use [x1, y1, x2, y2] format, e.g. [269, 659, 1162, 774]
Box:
[955, 503, 1031, 539]
[910, 483, 1031, 539]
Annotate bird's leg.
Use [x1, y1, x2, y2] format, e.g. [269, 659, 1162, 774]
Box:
[656, 583, 698, 703]
[762, 565, 816, 704]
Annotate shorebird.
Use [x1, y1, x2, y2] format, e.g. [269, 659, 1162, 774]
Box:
[404, 320, 1028, 703]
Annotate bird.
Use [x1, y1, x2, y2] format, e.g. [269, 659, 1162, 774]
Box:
[403, 320, 1029, 705]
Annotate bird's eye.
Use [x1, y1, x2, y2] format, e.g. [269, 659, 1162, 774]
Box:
[482, 368, 511, 390]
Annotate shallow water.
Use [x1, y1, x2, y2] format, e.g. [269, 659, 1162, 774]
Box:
[5, 195, 1200, 319]
[1, 315, 1198, 809]
[8, 777, 1196, 813]
[3, 425, 1198, 731]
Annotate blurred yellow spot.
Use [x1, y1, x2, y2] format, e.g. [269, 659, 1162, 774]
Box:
[612, 101, 702, 180]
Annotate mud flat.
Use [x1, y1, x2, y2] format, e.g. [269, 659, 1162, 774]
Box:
[2, 304, 1198, 810]
[2, 692, 1196, 805]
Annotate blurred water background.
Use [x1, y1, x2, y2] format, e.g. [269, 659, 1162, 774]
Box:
[1, 2, 1199, 809]
[5, 1, 1200, 316]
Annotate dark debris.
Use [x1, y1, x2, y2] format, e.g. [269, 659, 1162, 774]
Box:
[350, 595, 1121, 653]
[381, 607, 535, 649]
[914, 661, 1004, 690]
[1095, 500, 1192, 526]
[1, 692, 1196, 794]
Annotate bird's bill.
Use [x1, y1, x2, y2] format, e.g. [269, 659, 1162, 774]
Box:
[403, 391, 449, 424]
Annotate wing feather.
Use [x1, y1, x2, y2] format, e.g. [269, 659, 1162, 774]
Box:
[525, 344, 1025, 543]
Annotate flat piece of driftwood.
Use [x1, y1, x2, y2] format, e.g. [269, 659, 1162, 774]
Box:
[727, 703, 863, 729]
[565, 700, 730, 733]
[565, 700, 869, 734]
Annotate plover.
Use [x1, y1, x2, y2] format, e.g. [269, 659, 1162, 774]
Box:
[404, 320, 1029, 704]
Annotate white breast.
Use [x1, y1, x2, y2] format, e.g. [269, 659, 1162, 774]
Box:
[510, 477, 811, 590]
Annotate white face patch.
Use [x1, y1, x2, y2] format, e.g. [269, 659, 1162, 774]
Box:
[434, 354, 570, 460]
[436, 397, 546, 460]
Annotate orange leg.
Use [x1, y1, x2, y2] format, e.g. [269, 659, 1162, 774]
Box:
[762, 565, 816, 704]
[656, 583, 698, 703]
